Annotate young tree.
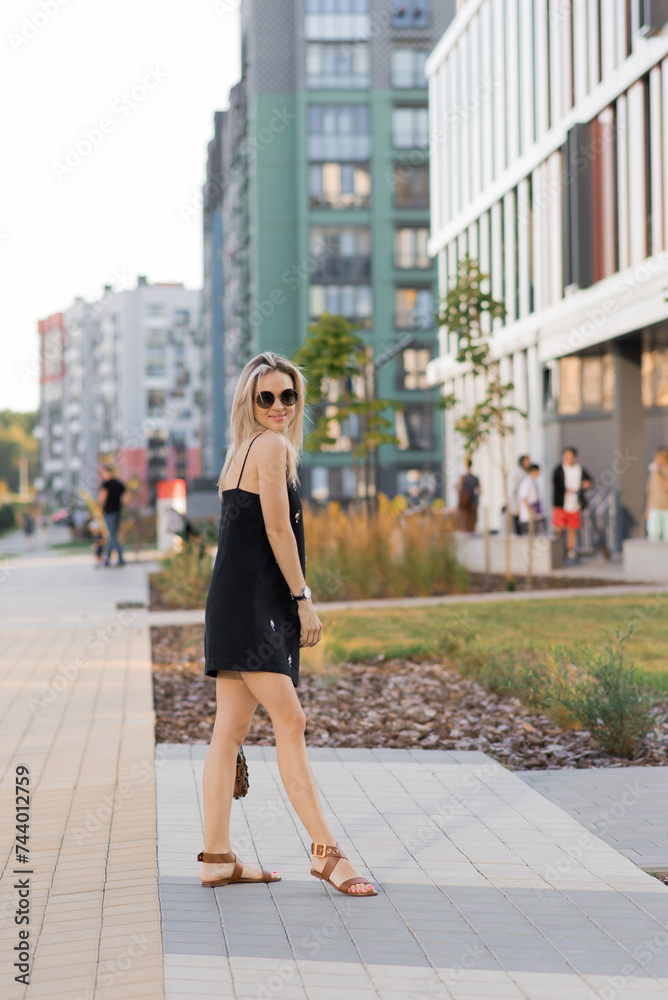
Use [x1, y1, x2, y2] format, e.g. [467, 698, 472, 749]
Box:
[293, 313, 403, 512]
[436, 255, 524, 588]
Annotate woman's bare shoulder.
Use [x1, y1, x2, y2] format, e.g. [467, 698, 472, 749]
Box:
[253, 429, 287, 456]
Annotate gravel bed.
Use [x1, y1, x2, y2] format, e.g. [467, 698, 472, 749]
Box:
[152, 625, 668, 770]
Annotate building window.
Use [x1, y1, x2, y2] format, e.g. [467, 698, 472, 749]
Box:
[557, 353, 615, 414]
[396, 406, 433, 450]
[309, 162, 371, 209]
[305, 1, 370, 41]
[391, 49, 429, 88]
[392, 0, 430, 29]
[146, 364, 166, 378]
[395, 287, 433, 329]
[308, 104, 371, 159]
[144, 303, 165, 317]
[173, 309, 190, 325]
[306, 0, 369, 9]
[147, 390, 166, 416]
[306, 42, 370, 88]
[392, 106, 429, 148]
[397, 346, 430, 389]
[394, 162, 429, 207]
[642, 329, 668, 406]
[310, 226, 371, 281]
[395, 227, 430, 268]
[310, 284, 372, 326]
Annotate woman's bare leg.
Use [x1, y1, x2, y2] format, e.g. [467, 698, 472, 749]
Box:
[240, 671, 374, 894]
[199, 671, 273, 884]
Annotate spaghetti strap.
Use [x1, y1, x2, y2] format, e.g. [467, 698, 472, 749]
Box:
[236, 431, 266, 489]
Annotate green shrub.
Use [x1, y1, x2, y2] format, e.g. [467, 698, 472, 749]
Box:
[548, 627, 655, 758]
[152, 542, 212, 608]
[432, 621, 657, 758]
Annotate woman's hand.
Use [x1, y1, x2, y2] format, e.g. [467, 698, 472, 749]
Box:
[297, 601, 322, 647]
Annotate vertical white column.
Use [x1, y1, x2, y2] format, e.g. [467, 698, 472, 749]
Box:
[663, 59, 668, 253]
[526, 343, 544, 466]
[459, 33, 471, 212]
[573, 0, 589, 105]
[548, 0, 563, 125]
[437, 250, 449, 358]
[480, 0, 495, 188]
[504, 189, 517, 323]
[561, 0, 574, 114]
[492, 0, 507, 178]
[444, 378, 458, 505]
[616, 92, 630, 271]
[650, 64, 664, 256]
[615, 0, 627, 66]
[447, 241, 459, 356]
[534, 0, 549, 137]
[627, 80, 648, 266]
[512, 349, 530, 458]
[506, 0, 520, 165]
[517, 177, 531, 319]
[479, 209, 491, 337]
[449, 49, 460, 219]
[468, 221, 479, 260]
[519, 0, 535, 154]
[430, 65, 443, 236]
[469, 13, 482, 202]
[547, 152, 563, 304]
[587, 0, 601, 91]
[491, 201, 504, 331]
[600, 0, 616, 81]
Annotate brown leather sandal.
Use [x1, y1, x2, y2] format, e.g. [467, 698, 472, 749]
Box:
[197, 851, 281, 887]
[310, 842, 378, 896]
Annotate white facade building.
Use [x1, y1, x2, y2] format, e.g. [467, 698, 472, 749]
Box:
[39, 278, 203, 508]
[426, 0, 668, 540]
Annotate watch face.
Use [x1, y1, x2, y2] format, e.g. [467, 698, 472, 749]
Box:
[304, 586, 311, 599]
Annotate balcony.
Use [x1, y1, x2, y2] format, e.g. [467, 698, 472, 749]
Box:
[311, 254, 371, 282]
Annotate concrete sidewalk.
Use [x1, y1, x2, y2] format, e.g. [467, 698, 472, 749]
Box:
[2, 547, 668, 1000]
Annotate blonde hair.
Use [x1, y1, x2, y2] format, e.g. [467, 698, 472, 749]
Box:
[217, 352, 305, 499]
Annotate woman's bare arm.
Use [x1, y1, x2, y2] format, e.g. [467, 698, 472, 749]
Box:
[256, 433, 307, 596]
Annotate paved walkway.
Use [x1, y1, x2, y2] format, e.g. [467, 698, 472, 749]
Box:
[2, 544, 668, 1000]
[519, 768, 668, 875]
[159, 745, 668, 1000]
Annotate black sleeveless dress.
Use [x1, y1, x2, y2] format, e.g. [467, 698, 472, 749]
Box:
[203, 431, 306, 687]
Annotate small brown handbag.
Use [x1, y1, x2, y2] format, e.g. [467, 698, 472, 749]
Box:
[233, 746, 249, 798]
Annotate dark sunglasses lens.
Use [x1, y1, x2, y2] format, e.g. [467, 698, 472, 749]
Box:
[281, 390, 297, 406]
[257, 391, 274, 408]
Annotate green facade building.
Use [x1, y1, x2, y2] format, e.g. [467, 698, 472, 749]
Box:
[205, 0, 456, 500]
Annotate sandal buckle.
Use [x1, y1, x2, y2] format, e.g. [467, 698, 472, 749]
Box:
[312, 842, 327, 858]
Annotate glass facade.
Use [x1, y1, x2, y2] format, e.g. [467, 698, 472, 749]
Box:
[395, 287, 433, 329]
[391, 49, 429, 88]
[392, 107, 429, 148]
[306, 42, 370, 88]
[308, 104, 371, 159]
[395, 226, 430, 268]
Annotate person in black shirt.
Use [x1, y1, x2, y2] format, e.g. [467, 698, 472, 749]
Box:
[97, 464, 126, 567]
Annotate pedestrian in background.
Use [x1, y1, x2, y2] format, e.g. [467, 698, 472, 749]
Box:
[552, 446, 592, 564]
[646, 446, 668, 541]
[509, 454, 531, 535]
[97, 464, 126, 567]
[518, 464, 545, 535]
[457, 460, 480, 532]
[21, 507, 36, 549]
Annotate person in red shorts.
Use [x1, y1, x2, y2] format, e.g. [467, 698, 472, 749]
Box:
[552, 446, 592, 564]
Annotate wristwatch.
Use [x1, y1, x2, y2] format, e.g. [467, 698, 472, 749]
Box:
[291, 585, 312, 602]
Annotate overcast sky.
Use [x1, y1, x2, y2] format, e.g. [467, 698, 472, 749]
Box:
[0, 0, 241, 412]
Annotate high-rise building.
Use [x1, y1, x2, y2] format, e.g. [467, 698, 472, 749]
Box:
[38, 278, 202, 508]
[201, 0, 456, 499]
[427, 0, 668, 540]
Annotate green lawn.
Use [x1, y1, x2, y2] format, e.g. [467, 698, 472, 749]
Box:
[312, 594, 668, 690]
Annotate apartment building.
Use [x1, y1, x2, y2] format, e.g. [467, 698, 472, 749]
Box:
[200, 0, 457, 499]
[38, 278, 203, 508]
[426, 0, 668, 540]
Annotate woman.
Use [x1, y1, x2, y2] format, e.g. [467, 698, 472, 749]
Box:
[199, 352, 377, 897]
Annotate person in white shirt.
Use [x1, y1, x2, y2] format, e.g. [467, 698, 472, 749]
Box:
[551, 446, 592, 563]
[509, 455, 531, 535]
[518, 464, 544, 535]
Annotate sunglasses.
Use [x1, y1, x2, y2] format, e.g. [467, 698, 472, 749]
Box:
[255, 388, 298, 409]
